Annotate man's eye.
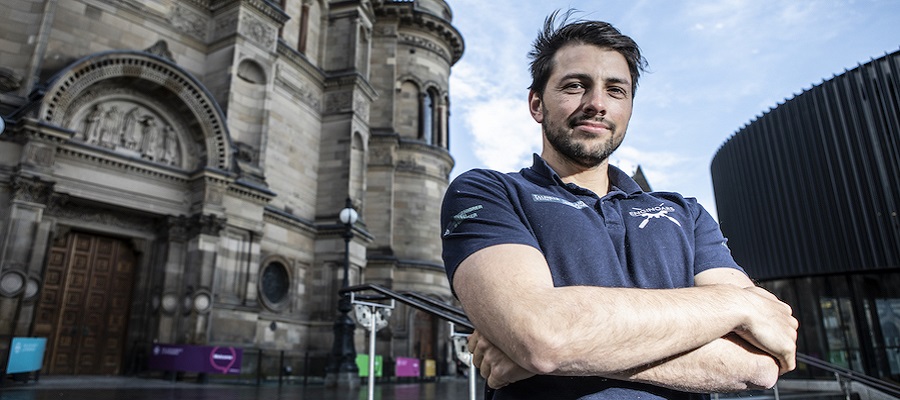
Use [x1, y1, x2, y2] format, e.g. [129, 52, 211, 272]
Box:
[608, 87, 628, 98]
[562, 83, 585, 93]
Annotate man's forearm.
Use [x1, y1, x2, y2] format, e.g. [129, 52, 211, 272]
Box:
[470, 283, 758, 377]
[616, 334, 780, 393]
[456, 245, 797, 379]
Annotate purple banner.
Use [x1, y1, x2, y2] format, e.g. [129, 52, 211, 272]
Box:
[148, 344, 242, 374]
[395, 357, 420, 377]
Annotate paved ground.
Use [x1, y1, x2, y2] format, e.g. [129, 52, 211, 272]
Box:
[0, 375, 485, 400]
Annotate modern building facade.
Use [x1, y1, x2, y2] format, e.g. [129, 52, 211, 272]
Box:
[0, 0, 463, 377]
[711, 49, 900, 383]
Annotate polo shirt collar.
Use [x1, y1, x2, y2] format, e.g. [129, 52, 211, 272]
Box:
[524, 153, 644, 197]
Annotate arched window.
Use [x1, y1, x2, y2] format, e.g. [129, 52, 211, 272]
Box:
[422, 90, 435, 145]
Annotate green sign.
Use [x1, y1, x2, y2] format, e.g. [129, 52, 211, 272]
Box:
[355, 354, 383, 377]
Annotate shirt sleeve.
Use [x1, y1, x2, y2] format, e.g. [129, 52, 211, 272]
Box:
[440, 169, 542, 290]
[689, 198, 746, 276]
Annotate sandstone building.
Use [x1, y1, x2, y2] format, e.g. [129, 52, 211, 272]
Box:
[0, 0, 463, 377]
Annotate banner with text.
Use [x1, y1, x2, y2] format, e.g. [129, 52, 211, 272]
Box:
[148, 344, 242, 374]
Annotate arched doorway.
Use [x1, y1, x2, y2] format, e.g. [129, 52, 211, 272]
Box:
[32, 231, 137, 375]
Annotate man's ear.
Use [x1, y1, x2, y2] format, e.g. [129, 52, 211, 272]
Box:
[528, 90, 543, 123]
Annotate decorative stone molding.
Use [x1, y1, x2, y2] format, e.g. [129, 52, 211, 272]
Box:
[37, 51, 232, 171]
[210, 0, 290, 25]
[324, 91, 353, 114]
[169, 4, 209, 40]
[240, 13, 276, 50]
[11, 175, 55, 204]
[144, 40, 175, 62]
[45, 195, 158, 233]
[353, 90, 370, 121]
[71, 99, 193, 170]
[373, 2, 463, 63]
[164, 215, 190, 242]
[0, 67, 22, 93]
[398, 33, 449, 61]
[24, 142, 56, 169]
[189, 213, 228, 237]
[213, 12, 240, 41]
[263, 206, 317, 235]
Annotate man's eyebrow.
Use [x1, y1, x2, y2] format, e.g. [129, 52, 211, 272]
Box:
[604, 76, 631, 87]
[557, 73, 631, 87]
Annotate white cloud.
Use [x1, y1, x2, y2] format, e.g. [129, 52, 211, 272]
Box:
[464, 97, 541, 173]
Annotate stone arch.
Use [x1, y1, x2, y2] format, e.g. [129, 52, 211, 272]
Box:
[38, 50, 233, 171]
[237, 59, 267, 84]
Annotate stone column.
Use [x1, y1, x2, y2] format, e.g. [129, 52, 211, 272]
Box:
[155, 216, 189, 344]
[183, 213, 226, 344]
[0, 175, 54, 336]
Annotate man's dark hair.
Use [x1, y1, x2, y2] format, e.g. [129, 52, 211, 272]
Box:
[528, 9, 648, 97]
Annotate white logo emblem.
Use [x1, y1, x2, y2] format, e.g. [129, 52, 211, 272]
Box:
[629, 203, 681, 229]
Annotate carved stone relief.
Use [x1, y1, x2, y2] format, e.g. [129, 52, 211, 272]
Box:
[0, 67, 22, 93]
[169, 4, 208, 40]
[324, 91, 352, 114]
[72, 99, 193, 169]
[240, 14, 275, 50]
[11, 175, 55, 204]
[45, 193, 157, 233]
[214, 14, 240, 42]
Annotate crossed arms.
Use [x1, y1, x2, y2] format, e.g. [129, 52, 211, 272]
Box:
[456, 243, 799, 393]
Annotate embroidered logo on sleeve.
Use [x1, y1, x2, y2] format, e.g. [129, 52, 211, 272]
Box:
[531, 194, 588, 209]
[629, 203, 681, 229]
[443, 205, 483, 236]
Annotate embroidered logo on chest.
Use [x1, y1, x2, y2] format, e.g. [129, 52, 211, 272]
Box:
[629, 203, 681, 229]
[532, 194, 589, 209]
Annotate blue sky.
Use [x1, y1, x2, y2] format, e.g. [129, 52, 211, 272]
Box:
[445, 0, 900, 219]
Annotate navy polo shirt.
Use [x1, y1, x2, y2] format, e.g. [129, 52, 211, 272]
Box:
[440, 154, 744, 400]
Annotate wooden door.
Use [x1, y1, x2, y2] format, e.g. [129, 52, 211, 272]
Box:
[33, 232, 136, 375]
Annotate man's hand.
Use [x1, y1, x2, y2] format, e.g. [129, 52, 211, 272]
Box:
[469, 331, 535, 389]
[734, 286, 799, 374]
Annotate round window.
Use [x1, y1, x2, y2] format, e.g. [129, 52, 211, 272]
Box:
[261, 261, 290, 309]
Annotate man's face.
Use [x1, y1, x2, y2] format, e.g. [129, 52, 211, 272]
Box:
[530, 44, 634, 168]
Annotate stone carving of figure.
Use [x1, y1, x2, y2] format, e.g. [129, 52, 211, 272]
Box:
[140, 116, 161, 161]
[161, 125, 180, 167]
[99, 106, 122, 148]
[82, 104, 104, 143]
[121, 107, 142, 150]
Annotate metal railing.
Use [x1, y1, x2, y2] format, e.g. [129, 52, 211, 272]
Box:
[795, 353, 900, 399]
[341, 284, 900, 400]
[340, 283, 473, 331]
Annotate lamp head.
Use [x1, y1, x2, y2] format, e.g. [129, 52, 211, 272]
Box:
[339, 203, 358, 225]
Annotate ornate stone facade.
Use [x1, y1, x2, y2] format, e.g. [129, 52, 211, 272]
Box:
[0, 0, 462, 378]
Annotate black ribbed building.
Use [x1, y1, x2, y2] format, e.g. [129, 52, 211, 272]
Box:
[711, 49, 900, 382]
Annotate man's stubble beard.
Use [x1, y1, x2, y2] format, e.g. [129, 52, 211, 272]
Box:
[543, 113, 625, 168]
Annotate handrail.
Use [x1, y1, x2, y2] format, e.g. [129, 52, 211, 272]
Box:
[400, 291, 471, 322]
[341, 284, 900, 398]
[796, 353, 900, 397]
[340, 283, 473, 331]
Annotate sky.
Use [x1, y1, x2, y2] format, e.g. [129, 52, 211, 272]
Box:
[444, 0, 900, 219]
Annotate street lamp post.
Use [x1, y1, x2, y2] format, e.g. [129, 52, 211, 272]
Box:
[325, 198, 359, 387]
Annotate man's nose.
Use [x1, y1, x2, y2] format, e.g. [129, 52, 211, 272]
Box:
[582, 89, 606, 116]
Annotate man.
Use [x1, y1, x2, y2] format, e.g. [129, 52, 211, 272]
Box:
[440, 10, 798, 400]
